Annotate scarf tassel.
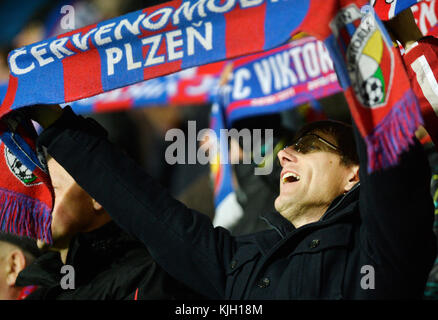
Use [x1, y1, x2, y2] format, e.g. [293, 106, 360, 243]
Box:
[0, 187, 52, 244]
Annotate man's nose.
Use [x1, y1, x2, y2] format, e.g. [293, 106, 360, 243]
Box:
[277, 147, 298, 167]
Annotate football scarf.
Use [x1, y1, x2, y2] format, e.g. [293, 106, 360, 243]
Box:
[0, 116, 53, 243]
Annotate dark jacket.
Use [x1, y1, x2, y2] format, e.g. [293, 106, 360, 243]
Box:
[16, 221, 203, 300]
[37, 106, 437, 299]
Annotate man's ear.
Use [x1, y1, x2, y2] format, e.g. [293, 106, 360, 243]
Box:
[92, 198, 103, 212]
[344, 165, 360, 193]
[5, 250, 26, 287]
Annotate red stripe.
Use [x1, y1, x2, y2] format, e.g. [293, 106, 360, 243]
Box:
[224, 2, 266, 58]
[339, 28, 351, 51]
[411, 38, 438, 146]
[225, 99, 253, 116]
[62, 24, 102, 102]
[0, 75, 18, 116]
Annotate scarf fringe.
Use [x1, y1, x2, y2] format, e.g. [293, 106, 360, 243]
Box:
[0, 187, 52, 244]
[365, 90, 423, 173]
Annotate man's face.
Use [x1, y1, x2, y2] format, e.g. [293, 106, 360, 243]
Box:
[274, 131, 356, 221]
[38, 158, 97, 250]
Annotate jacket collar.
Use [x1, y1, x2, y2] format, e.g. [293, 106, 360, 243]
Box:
[16, 221, 138, 288]
[261, 183, 360, 239]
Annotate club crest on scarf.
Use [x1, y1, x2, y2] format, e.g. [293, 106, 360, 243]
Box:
[332, 4, 394, 109]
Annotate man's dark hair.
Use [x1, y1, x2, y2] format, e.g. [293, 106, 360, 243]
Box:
[293, 120, 359, 167]
[0, 233, 41, 259]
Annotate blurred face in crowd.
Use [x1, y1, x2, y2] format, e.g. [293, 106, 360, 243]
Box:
[0, 242, 28, 300]
[274, 130, 359, 227]
[37, 158, 110, 251]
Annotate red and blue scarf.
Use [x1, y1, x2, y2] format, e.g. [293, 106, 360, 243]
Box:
[0, 0, 430, 239]
[67, 63, 225, 114]
[210, 36, 339, 207]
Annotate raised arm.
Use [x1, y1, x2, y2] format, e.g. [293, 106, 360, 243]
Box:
[32, 105, 236, 299]
[355, 122, 436, 293]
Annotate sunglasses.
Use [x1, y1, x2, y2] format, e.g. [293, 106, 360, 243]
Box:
[284, 133, 341, 155]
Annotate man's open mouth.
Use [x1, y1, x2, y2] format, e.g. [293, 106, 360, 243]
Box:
[282, 172, 300, 184]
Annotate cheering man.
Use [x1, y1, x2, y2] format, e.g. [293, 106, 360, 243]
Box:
[23, 102, 436, 299]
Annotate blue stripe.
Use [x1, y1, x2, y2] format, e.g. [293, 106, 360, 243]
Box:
[264, 0, 309, 51]
[98, 41, 144, 92]
[12, 47, 65, 108]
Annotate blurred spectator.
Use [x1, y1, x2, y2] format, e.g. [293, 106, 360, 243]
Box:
[16, 156, 205, 300]
[0, 233, 41, 300]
